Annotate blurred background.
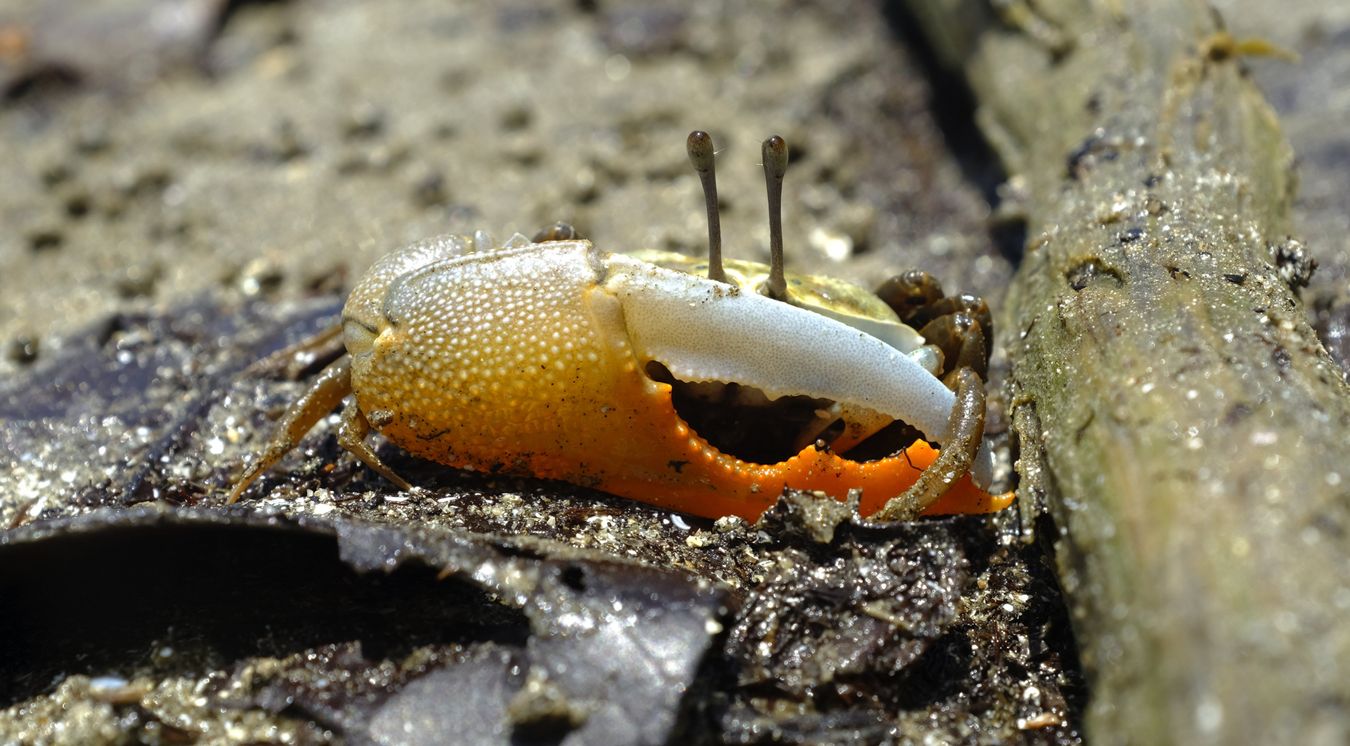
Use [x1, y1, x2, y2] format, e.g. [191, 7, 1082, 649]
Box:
[0, 0, 1019, 380]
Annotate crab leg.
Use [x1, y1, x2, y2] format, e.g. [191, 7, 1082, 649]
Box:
[603, 257, 997, 489]
[337, 400, 413, 492]
[227, 357, 354, 504]
[871, 368, 985, 521]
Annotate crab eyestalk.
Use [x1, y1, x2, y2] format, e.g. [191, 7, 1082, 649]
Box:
[686, 130, 725, 283]
[761, 135, 789, 301]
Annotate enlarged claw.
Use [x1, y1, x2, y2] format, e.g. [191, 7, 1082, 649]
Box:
[602, 254, 996, 490]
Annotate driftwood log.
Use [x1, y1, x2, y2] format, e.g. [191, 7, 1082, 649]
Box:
[905, 0, 1350, 743]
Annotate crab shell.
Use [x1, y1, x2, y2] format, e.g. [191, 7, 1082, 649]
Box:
[340, 234, 1004, 521]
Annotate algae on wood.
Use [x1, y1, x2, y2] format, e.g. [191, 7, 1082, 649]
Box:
[905, 0, 1350, 743]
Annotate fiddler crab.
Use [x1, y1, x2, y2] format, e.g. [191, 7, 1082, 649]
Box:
[228, 131, 1013, 522]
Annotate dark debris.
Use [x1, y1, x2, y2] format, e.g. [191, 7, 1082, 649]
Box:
[0, 506, 729, 746]
[1269, 237, 1317, 290]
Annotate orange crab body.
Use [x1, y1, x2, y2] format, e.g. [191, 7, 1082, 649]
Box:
[229, 131, 1012, 520]
[339, 236, 1007, 521]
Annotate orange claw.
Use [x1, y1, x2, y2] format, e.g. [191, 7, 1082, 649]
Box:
[571, 374, 1009, 522]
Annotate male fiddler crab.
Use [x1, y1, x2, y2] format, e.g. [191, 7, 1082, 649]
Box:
[228, 131, 1012, 522]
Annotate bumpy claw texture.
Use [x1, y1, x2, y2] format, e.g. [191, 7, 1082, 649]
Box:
[220, 234, 1012, 521]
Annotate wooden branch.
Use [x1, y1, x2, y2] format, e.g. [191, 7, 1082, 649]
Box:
[904, 0, 1350, 742]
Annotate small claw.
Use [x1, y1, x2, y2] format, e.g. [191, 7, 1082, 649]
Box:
[532, 222, 581, 242]
[911, 293, 994, 363]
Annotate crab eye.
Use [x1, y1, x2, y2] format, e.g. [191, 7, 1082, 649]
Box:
[342, 320, 377, 361]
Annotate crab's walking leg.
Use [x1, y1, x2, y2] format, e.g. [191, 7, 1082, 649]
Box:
[226, 357, 354, 504]
[337, 401, 414, 492]
[875, 271, 945, 322]
[247, 322, 347, 380]
[872, 367, 985, 521]
[920, 313, 989, 384]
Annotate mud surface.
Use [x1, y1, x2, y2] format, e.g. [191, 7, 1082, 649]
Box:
[0, 1, 1081, 743]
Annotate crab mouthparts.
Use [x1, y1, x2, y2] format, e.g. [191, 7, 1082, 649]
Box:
[606, 258, 995, 488]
